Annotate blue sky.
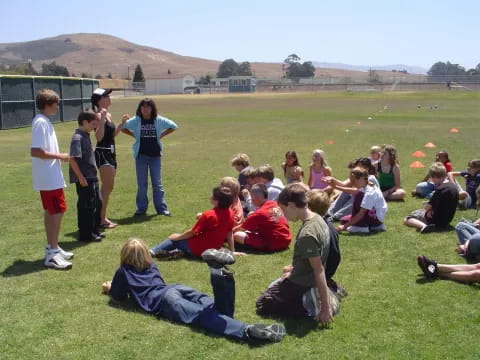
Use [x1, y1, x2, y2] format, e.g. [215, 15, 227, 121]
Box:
[1, 0, 478, 69]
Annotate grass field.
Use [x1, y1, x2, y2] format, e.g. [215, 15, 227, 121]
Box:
[1, 91, 480, 359]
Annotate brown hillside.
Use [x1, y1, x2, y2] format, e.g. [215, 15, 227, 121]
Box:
[0, 33, 424, 81]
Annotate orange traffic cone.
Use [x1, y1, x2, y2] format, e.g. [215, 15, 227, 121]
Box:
[410, 161, 425, 168]
[327, 140, 334, 145]
[450, 128, 459, 133]
[424, 142, 436, 148]
[412, 151, 426, 158]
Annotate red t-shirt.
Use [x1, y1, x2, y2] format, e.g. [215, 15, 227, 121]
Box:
[443, 161, 453, 173]
[187, 207, 234, 257]
[241, 200, 292, 251]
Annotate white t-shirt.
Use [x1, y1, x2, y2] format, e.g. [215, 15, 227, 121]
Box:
[31, 114, 66, 191]
[360, 184, 388, 221]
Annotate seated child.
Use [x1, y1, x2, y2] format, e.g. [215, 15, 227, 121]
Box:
[150, 186, 241, 259]
[413, 150, 452, 199]
[308, 149, 333, 194]
[334, 167, 388, 234]
[454, 218, 480, 261]
[234, 184, 291, 252]
[377, 144, 406, 201]
[220, 177, 244, 232]
[69, 110, 105, 242]
[448, 159, 480, 209]
[404, 162, 459, 233]
[369, 145, 381, 166]
[240, 167, 258, 215]
[103, 238, 285, 342]
[231, 153, 252, 189]
[417, 254, 480, 283]
[253, 164, 284, 201]
[282, 150, 304, 184]
[256, 184, 338, 325]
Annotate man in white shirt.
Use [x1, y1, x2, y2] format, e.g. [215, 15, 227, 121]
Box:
[31, 89, 73, 269]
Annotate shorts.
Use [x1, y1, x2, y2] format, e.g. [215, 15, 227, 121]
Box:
[244, 231, 269, 251]
[40, 188, 67, 215]
[95, 148, 117, 169]
[405, 209, 432, 225]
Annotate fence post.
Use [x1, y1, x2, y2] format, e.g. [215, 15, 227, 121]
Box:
[32, 77, 36, 117]
[0, 77, 3, 130]
[59, 77, 64, 122]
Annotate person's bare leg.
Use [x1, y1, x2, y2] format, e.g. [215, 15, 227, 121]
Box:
[99, 166, 116, 225]
[440, 268, 480, 283]
[404, 217, 426, 231]
[437, 262, 480, 274]
[45, 212, 63, 249]
[388, 189, 406, 201]
[234, 231, 246, 244]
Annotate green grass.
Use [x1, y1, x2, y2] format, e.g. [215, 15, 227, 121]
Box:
[1, 91, 480, 359]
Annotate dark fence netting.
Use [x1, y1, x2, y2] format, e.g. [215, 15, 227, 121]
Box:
[0, 76, 98, 129]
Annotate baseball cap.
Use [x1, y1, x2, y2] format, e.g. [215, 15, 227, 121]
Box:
[91, 88, 112, 105]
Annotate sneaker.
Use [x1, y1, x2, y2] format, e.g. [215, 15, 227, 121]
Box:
[347, 226, 370, 234]
[411, 190, 418, 197]
[370, 223, 386, 232]
[151, 248, 184, 260]
[134, 211, 146, 216]
[46, 245, 74, 260]
[417, 255, 438, 280]
[157, 210, 172, 217]
[420, 224, 436, 234]
[247, 323, 286, 342]
[201, 248, 236, 268]
[94, 232, 106, 239]
[45, 252, 72, 270]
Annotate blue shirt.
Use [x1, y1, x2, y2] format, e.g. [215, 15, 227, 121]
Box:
[123, 115, 178, 158]
[110, 262, 173, 315]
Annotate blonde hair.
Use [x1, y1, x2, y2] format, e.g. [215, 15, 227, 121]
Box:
[307, 189, 330, 216]
[311, 149, 329, 168]
[428, 162, 447, 178]
[231, 153, 250, 168]
[370, 145, 381, 153]
[120, 238, 152, 271]
[220, 176, 240, 199]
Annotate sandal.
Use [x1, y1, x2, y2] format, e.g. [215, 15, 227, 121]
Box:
[100, 222, 117, 229]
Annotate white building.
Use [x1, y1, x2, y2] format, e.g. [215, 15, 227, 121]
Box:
[145, 74, 196, 95]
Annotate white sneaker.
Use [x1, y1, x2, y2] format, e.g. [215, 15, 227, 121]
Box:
[46, 245, 74, 260]
[370, 223, 386, 232]
[347, 226, 370, 233]
[45, 252, 72, 269]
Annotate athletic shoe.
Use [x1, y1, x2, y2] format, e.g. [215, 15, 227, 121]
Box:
[201, 248, 235, 268]
[157, 210, 172, 217]
[417, 255, 438, 280]
[370, 223, 386, 232]
[134, 211, 146, 216]
[420, 224, 436, 234]
[150, 248, 184, 260]
[347, 226, 370, 234]
[46, 245, 74, 260]
[44, 252, 72, 270]
[247, 323, 286, 342]
[94, 232, 106, 239]
[335, 284, 349, 299]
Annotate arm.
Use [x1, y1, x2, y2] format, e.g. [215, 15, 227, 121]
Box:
[324, 167, 332, 177]
[308, 166, 312, 187]
[447, 171, 460, 183]
[114, 114, 130, 136]
[168, 229, 195, 241]
[95, 110, 107, 142]
[69, 158, 87, 187]
[308, 256, 333, 325]
[337, 208, 367, 231]
[121, 128, 135, 138]
[392, 165, 402, 191]
[159, 128, 175, 140]
[31, 148, 70, 161]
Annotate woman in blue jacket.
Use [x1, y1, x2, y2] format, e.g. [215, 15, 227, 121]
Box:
[122, 98, 178, 216]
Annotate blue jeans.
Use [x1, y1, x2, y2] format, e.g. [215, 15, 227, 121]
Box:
[151, 238, 191, 255]
[455, 221, 480, 244]
[328, 192, 353, 220]
[415, 181, 436, 199]
[158, 284, 246, 339]
[135, 154, 168, 213]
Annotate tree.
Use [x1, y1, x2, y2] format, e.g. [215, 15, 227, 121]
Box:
[198, 74, 212, 85]
[95, 74, 103, 79]
[283, 55, 315, 79]
[107, 72, 112, 79]
[81, 72, 89, 78]
[368, 69, 381, 83]
[427, 61, 466, 82]
[217, 59, 239, 78]
[41, 61, 69, 76]
[133, 64, 145, 82]
[237, 61, 252, 76]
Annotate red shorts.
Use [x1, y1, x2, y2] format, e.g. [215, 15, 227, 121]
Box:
[244, 231, 270, 251]
[40, 188, 67, 215]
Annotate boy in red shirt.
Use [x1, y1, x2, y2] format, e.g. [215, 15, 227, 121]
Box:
[150, 186, 241, 259]
[234, 184, 291, 252]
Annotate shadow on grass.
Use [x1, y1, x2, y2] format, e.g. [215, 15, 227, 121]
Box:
[257, 313, 321, 338]
[232, 243, 290, 255]
[106, 298, 275, 347]
[1, 258, 65, 277]
[111, 214, 157, 226]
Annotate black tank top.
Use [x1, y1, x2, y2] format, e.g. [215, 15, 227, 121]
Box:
[96, 120, 115, 149]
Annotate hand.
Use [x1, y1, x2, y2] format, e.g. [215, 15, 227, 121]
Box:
[102, 281, 111, 295]
[282, 264, 293, 274]
[241, 188, 249, 198]
[315, 306, 333, 327]
[321, 176, 333, 184]
[233, 251, 247, 257]
[281, 271, 291, 280]
[121, 114, 130, 124]
[336, 224, 346, 232]
[79, 178, 88, 187]
[58, 153, 71, 162]
[168, 233, 181, 241]
[100, 109, 108, 121]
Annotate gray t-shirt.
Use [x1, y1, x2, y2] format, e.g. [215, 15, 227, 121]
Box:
[69, 129, 97, 183]
[288, 214, 330, 288]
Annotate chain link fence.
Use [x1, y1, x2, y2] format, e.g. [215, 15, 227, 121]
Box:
[0, 75, 99, 130]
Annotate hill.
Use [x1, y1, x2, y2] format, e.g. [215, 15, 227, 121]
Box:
[0, 33, 426, 80]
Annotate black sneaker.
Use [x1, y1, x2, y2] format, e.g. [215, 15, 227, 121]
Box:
[247, 323, 286, 342]
[420, 224, 436, 234]
[134, 211, 146, 216]
[417, 255, 438, 280]
[201, 248, 235, 269]
[150, 249, 184, 260]
[94, 232, 106, 239]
